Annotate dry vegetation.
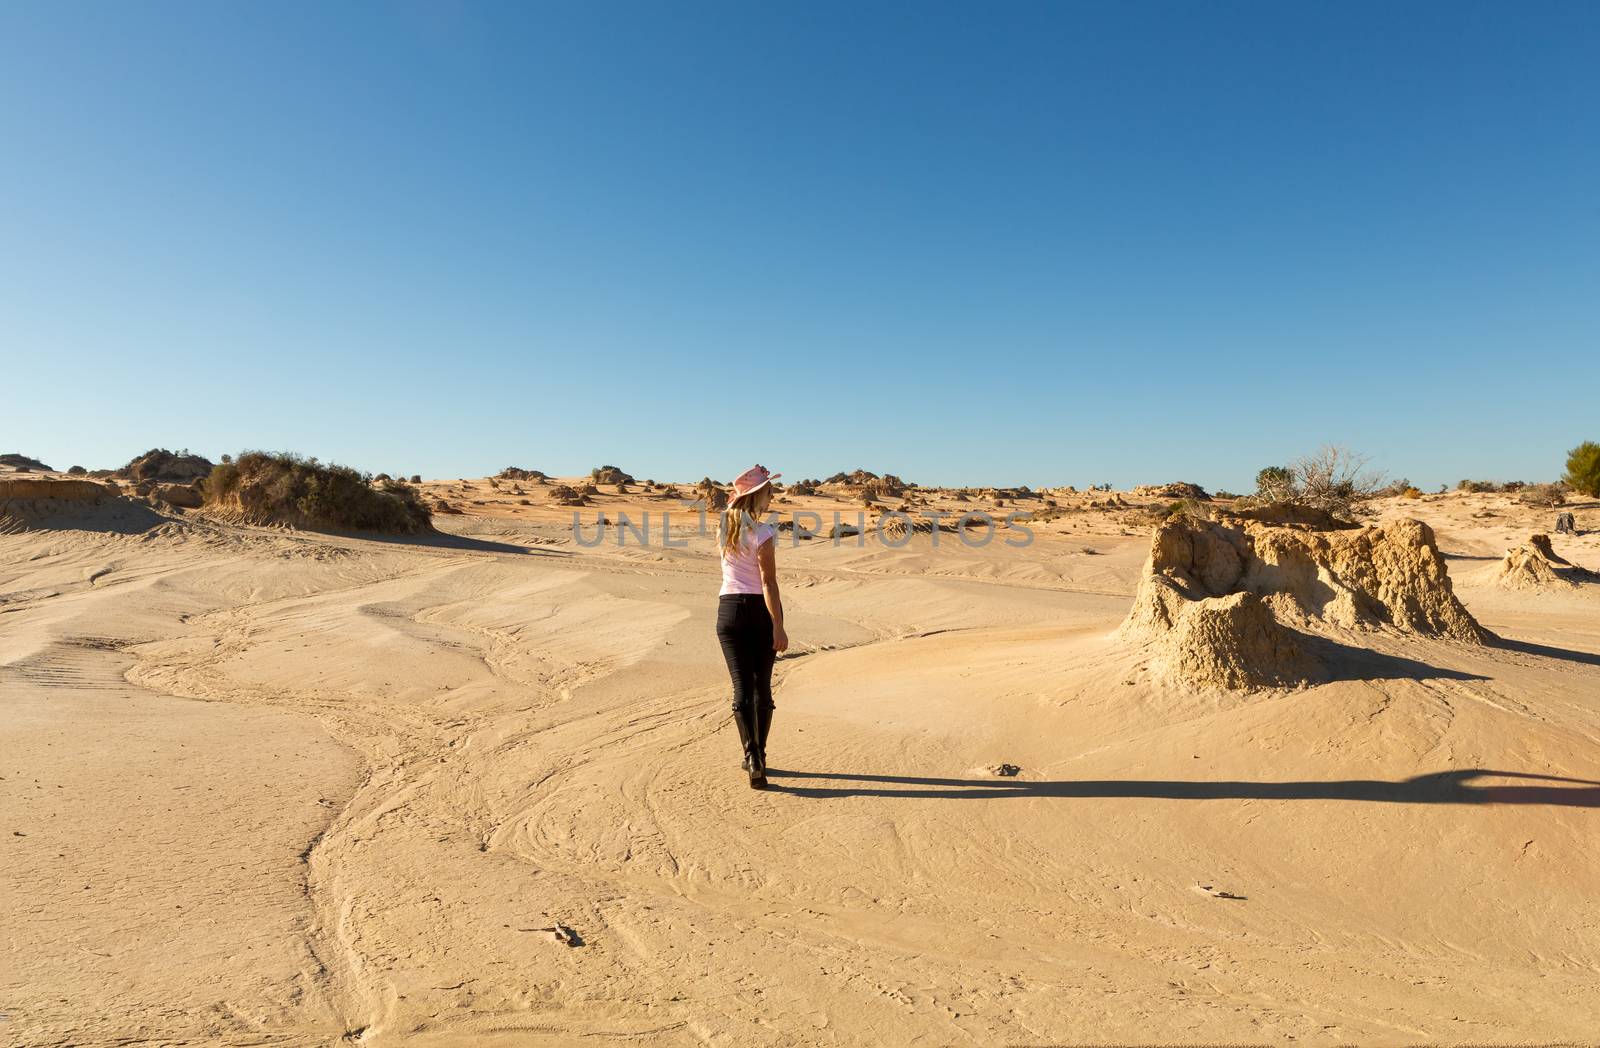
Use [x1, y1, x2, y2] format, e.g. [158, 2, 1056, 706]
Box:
[203, 451, 432, 533]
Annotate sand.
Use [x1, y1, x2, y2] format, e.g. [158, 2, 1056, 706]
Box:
[3, 474, 1599, 1045]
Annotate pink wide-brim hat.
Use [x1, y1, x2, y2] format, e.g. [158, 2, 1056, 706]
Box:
[729, 464, 781, 498]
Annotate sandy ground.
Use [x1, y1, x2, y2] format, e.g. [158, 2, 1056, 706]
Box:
[3, 475, 1599, 1046]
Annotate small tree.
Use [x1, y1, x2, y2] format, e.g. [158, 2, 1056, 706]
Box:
[1564, 441, 1600, 497]
[1254, 465, 1295, 501]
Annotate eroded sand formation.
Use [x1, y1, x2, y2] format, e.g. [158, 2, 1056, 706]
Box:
[1495, 533, 1600, 590]
[1122, 510, 1488, 688]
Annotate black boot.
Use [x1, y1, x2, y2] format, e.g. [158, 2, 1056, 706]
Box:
[732, 707, 763, 786]
[756, 703, 773, 771]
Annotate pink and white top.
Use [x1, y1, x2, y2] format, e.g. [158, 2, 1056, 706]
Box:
[719, 521, 776, 595]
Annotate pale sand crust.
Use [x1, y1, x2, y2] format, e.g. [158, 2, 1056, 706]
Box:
[2, 473, 1598, 1045]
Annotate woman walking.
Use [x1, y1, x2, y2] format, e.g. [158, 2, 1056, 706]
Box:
[715, 464, 788, 789]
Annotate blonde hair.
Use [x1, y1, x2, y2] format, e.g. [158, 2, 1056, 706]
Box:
[719, 485, 773, 555]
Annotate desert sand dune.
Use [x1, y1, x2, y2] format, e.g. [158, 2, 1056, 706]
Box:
[4, 476, 1600, 1045]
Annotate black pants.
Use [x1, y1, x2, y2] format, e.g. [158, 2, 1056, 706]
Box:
[715, 594, 775, 761]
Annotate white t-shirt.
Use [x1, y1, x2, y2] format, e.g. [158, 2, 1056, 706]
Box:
[719, 521, 776, 595]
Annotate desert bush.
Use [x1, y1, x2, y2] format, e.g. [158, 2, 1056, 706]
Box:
[67, 465, 86, 475]
[1518, 482, 1567, 508]
[1564, 441, 1600, 497]
[1458, 479, 1532, 494]
[1375, 477, 1412, 497]
[203, 451, 432, 533]
[1292, 446, 1384, 513]
[1247, 447, 1383, 517]
[410, 474, 422, 483]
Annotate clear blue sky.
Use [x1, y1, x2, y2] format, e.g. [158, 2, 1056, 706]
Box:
[3, 1, 1596, 491]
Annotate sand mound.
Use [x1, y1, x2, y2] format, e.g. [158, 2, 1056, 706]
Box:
[1, 453, 53, 472]
[0, 477, 165, 534]
[1122, 512, 1487, 688]
[1, 478, 111, 504]
[204, 452, 431, 533]
[1152, 591, 1316, 689]
[693, 478, 728, 511]
[152, 482, 204, 509]
[1495, 534, 1599, 590]
[1229, 502, 1359, 529]
[118, 448, 214, 483]
[548, 484, 589, 507]
[591, 466, 635, 486]
[498, 467, 547, 481]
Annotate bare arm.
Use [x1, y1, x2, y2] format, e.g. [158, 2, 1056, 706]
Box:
[757, 536, 787, 651]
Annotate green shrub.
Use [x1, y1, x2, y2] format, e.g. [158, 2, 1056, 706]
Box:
[1563, 441, 1600, 498]
[203, 451, 432, 533]
[1255, 465, 1295, 501]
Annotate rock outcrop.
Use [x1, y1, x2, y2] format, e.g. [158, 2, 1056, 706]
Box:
[1494, 534, 1598, 590]
[822, 470, 911, 493]
[1122, 512, 1488, 689]
[1132, 482, 1212, 501]
[118, 448, 213, 483]
[548, 485, 589, 507]
[693, 478, 728, 511]
[590, 466, 635, 486]
[152, 483, 204, 509]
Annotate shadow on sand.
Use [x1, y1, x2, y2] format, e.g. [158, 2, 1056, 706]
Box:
[1305, 633, 1488, 683]
[765, 768, 1600, 806]
[354, 528, 572, 557]
[1493, 635, 1600, 669]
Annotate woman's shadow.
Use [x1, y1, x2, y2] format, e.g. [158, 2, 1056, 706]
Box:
[764, 768, 1600, 806]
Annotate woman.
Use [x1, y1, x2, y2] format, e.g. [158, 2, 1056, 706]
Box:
[715, 464, 788, 789]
